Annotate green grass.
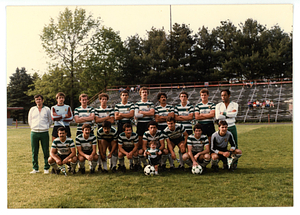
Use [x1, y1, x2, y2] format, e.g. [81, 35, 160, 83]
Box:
[7, 124, 293, 208]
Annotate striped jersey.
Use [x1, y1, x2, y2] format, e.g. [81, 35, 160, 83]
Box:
[52, 137, 75, 155]
[155, 104, 174, 127]
[145, 148, 161, 159]
[163, 123, 186, 140]
[114, 102, 135, 123]
[118, 132, 139, 149]
[143, 130, 165, 149]
[174, 103, 194, 131]
[94, 106, 114, 127]
[75, 133, 97, 152]
[74, 106, 95, 132]
[211, 131, 236, 154]
[194, 101, 215, 124]
[51, 104, 73, 126]
[97, 126, 118, 142]
[187, 134, 209, 153]
[135, 100, 155, 123]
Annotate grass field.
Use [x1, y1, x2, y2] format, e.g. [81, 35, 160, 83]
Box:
[7, 123, 293, 208]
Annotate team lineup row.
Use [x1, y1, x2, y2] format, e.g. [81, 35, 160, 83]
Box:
[28, 87, 242, 175]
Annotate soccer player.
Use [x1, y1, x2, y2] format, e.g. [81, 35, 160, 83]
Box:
[118, 123, 139, 172]
[174, 91, 194, 135]
[74, 94, 95, 136]
[114, 90, 135, 135]
[194, 89, 215, 144]
[97, 120, 118, 173]
[154, 92, 175, 131]
[164, 116, 189, 170]
[48, 127, 77, 175]
[144, 141, 162, 175]
[215, 89, 239, 148]
[95, 93, 114, 129]
[210, 120, 242, 172]
[141, 121, 167, 171]
[28, 94, 52, 174]
[51, 92, 73, 142]
[76, 124, 98, 174]
[182, 123, 211, 172]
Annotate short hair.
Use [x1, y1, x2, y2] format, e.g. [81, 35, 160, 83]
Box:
[57, 126, 66, 132]
[103, 120, 111, 129]
[149, 140, 157, 146]
[99, 93, 109, 100]
[179, 91, 189, 98]
[166, 116, 175, 123]
[79, 93, 88, 101]
[200, 88, 209, 95]
[218, 120, 228, 127]
[123, 123, 132, 131]
[34, 94, 44, 100]
[220, 89, 231, 96]
[157, 92, 167, 101]
[120, 90, 129, 97]
[147, 120, 158, 128]
[56, 92, 65, 99]
[193, 123, 203, 132]
[82, 123, 91, 131]
[139, 87, 149, 95]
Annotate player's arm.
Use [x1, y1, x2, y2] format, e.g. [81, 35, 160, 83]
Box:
[63, 147, 76, 164]
[187, 145, 197, 166]
[50, 147, 60, 163]
[224, 104, 238, 118]
[119, 110, 134, 119]
[154, 114, 167, 123]
[64, 107, 73, 122]
[51, 106, 62, 121]
[142, 139, 148, 152]
[175, 113, 193, 121]
[132, 142, 139, 154]
[183, 131, 189, 147]
[118, 143, 128, 157]
[215, 104, 226, 120]
[139, 108, 155, 116]
[91, 144, 97, 157]
[95, 115, 111, 123]
[159, 139, 165, 151]
[166, 138, 176, 159]
[195, 110, 215, 120]
[108, 140, 117, 158]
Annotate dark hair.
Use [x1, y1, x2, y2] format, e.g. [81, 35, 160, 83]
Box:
[193, 123, 203, 132]
[103, 120, 111, 128]
[57, 126, 66, 132]
[99, 93, 109, 100]
[147, 120, 158, 128]
[56, 92, 65, 99]
[82, 123, 91, 130]
[34, 94, 44, 100]
[166, 116, 175, 123]
[139, 87, 149, 95]
[220, 89, 231, 96]
[79, 93, 88, 101]
[157, 92, 167, 101]
[123, 123, 132, 131]
[120, 90, 129, 97]
[200, 88, 209, 95]
[218, 120, 228, 127]
[179, 91, 189, 98]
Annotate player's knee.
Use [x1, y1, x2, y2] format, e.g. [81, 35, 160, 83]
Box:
[204, 153, 210, 160]
[72, 156, 77, 162]
[182, 153, 189, 161]
[138, 149, 144, 155]
[94, 154, 99, 161]
[48, 157, 54, 164]
[78, 155, 85, 162]
[118, 151, 123, 158]
[211, 153, 218, 160]
[235, 149, 242, 154]
[163, 148, 169, 155]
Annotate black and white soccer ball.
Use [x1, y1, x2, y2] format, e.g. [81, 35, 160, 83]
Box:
[191, 165, 203, 175]
[144, 165, 155, 176]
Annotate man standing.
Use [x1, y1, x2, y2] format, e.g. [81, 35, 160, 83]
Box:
[74, 94, 95, 136]
[28, 94, 52, 174]
[51, 92, 73, 142]
[154, 92, 174, 131]
[95, 93, 114, 130]
[194, 89, 215, 144]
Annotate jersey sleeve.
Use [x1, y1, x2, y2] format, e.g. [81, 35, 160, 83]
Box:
[51, 106, 62, 121]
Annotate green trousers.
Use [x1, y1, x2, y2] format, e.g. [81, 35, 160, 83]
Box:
[31, 131, 50, 170]
[228, 125, 238, 149]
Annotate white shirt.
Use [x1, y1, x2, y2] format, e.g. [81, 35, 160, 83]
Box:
[215, 101, 238, 127]
[28, 106, 52, 132]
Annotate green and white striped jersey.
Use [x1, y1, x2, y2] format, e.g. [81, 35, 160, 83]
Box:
[163, 123, 186, 140]
[74, 106, 95, 132]
[97, 126, 118, 141]
[145, 148, 161, 158]
[118, 132, 139, 149]
[143, 130, 165, 149]
[187, 134, 209, 153]
[52, 137, 75, 155]
[135, 100, 154, 123]
[174, 103, 194, 131]
[155, 104, 174, 127]
[75, 133, 97, 152]
[194, 101, 215, 124]
[114, 102, 135, 123]
[94, 106, 114, 127]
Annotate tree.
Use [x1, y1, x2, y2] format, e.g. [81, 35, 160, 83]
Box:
[40, 7, 101, 109]
[7, 67, 34, 123]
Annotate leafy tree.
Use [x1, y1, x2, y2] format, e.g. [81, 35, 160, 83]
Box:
[7, 67, 34, 123]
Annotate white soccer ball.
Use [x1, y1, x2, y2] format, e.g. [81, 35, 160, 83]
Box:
[192, 165, 203, 175]
[144, 165, 155, 176]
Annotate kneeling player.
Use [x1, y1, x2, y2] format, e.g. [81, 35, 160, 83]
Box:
[182, 123, 211, 172]
[118, 123, 139, 172]
[76, 124, 98, 174]
[211, 120, 242, 172]
[48, 127, 77, 175]
[144, 141, 162, 175]
[164, 116, 188, 170]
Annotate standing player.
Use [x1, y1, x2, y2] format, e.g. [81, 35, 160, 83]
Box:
[74, 94, 95, 136]
[164, 116, 189, 170]
[97, 121, 118, 173]
[117, 123, 139, 172]
[210, 120, 242, 172]
[76, 124, 98, 174]
[51, 92, 73, 142]
[194, 89, 215, 144]
[135, 87, 155, 167]
[182, 123, 211, 172]
[174, 91, 194, 135]
[48, 127, 77, 175]
[114, 90, 135, 135]
[95, 93, 114, 129]
[154, 92, 175, 131]
[141, 121, 167, 171]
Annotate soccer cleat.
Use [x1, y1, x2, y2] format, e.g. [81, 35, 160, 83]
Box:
[90, 168, 95, 174]
[56, 169, 61, 175]
[222, 164, 228, 170]
[97, 165, 102, 172]
[44, 169, 49, 174]
[130, 164, 134, 170]
[71, 169, 76, 174]
[212, 164, 219, 173]
[169, 166, 175, 171]
[155, 171, 159, 175]
[79, 168, 85, 174]
[111, 166, 117, 173]
[51, 168, 56, 174]
[102, 169, 108, 173]
[161, 164, 166, 172]
[30, 169, 39, 174]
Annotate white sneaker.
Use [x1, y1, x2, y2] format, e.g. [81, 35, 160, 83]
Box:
[30, 169, 39, 174]
[44, 169, 49, 174]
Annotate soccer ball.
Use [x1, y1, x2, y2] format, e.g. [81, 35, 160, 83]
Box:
[144, 165, 155, 176]
[191, 165, 203, 175]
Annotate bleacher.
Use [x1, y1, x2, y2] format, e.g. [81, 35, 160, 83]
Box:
[89, 80, 293, 123]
